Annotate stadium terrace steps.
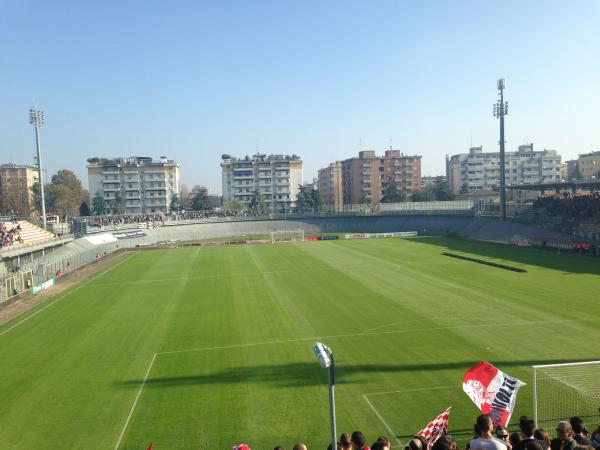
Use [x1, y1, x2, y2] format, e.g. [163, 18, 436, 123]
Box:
[1, 221, 55, 248]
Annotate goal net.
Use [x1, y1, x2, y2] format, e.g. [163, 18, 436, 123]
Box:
[533, 361, 600, 429]
[271, 230, 304, 243]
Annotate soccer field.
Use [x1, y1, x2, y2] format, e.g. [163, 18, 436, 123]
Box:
[0, 237, 598, 450]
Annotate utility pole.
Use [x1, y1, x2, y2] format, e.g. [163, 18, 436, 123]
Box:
[493, 79, 508, 220]
[30, 108, 47, 229]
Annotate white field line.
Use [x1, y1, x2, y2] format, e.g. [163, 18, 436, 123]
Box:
[363, 385, 454, 397]
[157, 318, 576, 356]
[363, 393, 401, 446]
[0, 253, 135, 338]
[114, 353, 157, 450]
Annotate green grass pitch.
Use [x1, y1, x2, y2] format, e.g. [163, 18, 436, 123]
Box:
[0, 237, 598, 450]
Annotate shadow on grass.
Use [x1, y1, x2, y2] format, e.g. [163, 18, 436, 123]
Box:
[411, 237, 600, 276]
[116, 357, 599, 390]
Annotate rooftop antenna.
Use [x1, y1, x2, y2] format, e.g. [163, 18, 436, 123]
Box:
[389, 139, 393, 151]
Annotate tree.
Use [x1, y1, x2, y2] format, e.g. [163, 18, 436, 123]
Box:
[91, 191, 106, 215]
[170, 194, 181, 212]
[109, 192, 125, 214]
[249, 189, 263, 213]
[190, 186, 215, 211]
[311, 188, 322, 211]
[44, 170, 88, 218]
[431, 177, 454, 201]
[381, 178, 406, 203]
[460, 182, 470, 194]
[411, 190, 433, 202]
[179, 183, 191, 209]
[226, 200, 245, 212]
[79, 201, 90, 216]
[295, 185, 315, 211]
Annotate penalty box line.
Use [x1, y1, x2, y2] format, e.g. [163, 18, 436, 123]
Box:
[363, 386, 454, 448]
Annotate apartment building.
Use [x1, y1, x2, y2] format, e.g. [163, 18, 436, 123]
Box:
[317, 162, 343, 212]
[87, 156, 179, 213]
[340, 150, 422, 206]
[221, 153, 303, 210]
[447, 144, 562, 194]
[0, 164, 40, 216]
[577, 151, 600, 179]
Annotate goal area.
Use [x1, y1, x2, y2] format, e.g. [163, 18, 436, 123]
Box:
[532, 361, 600, 429]
[271, 230, 304, 243]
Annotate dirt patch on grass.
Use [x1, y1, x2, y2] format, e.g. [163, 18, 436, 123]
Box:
[0, 250, 134, 327]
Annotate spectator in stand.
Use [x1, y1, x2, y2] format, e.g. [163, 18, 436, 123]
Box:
[470, 415, 507, 450]
[511, 433, 523, 450]
[432, 436, 454, 450]
[376, 437, 392, 449]
[523, 442, 543, 450]
[293, 444, 307, 450]
[552, 421, 577, 450]
[340, 433, 352, 450]
[571, 417, 598, 449]
[371, 441, 390, 450]
[515, 416, 548, 450]
[351, 431, 370, 450]
[535, 430, 552, 450]
[496, 426, 512, 450]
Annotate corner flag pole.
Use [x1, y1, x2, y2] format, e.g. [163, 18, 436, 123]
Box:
[314, 342, 337, 450]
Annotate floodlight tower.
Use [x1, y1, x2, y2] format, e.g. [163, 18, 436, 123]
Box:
[493, 79, 508, 220]
[29, 108, 47, 230]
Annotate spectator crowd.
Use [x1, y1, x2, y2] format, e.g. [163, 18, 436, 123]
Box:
[534, 194, 600, 220]
[1, 221, 23, 248]
[229, 415, 600, 450]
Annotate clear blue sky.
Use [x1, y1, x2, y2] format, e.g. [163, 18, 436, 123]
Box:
[1, 0, 599, 194]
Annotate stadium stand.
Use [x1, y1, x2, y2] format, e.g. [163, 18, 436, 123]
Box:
[1, 220, 55, 249]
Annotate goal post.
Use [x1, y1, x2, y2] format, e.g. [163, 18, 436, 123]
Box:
[3, 276, 16, 302]
[271, 229, 305, 243]
[20, 269, 33, 291]
[532, 361, 600, 429]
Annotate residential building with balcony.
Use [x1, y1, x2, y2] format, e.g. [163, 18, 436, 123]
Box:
[340, 150, 422, 206]
[0, 164, 39, 216]
[447, 144, 562, 195]
[221, 153, 303, 210]
[317, 162, 343, 212]
[87, 156, 179, 213]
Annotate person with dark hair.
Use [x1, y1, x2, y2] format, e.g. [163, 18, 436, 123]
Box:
[570, 417, 597, 449]
[433, 436, 454, 450]
[274, 446, 285, 450]
[496, 426, 512, 450]
[551, 421, 577, 450]
[523, 442, 543, 450]
[470, 415, 507, 450]
[327, 444, 342, 450]
[515, 416, 548, 450]
[510, 433, 523, 450]
[371, 442, 390, 450]
[340, 434, 352, 450]
[406, 436, 427, 450]
[376, 437, 392, 449]
[535, 429, 552, 450]
[351, 431, 370, 450]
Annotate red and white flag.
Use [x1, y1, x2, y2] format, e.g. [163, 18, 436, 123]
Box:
[463, 361, 525, 427]
[417, 407, 452, 449]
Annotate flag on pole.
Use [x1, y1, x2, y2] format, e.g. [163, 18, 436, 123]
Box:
[417, 407, 452, 449]
[463, 361, 525, 427]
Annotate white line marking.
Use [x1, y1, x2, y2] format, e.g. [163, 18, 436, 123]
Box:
[0, 253, 135, 338]
[364, 386, 454, 397]
[157, 318, 575, 355]
[363, 393, 401, 445]
[114, 353, 157, 450]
